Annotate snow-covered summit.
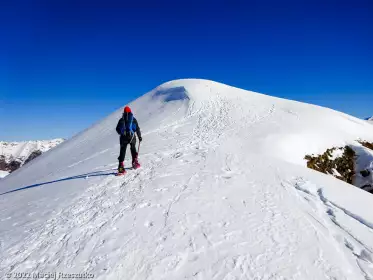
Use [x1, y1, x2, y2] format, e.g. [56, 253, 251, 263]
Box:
[1, 79, 373, 279]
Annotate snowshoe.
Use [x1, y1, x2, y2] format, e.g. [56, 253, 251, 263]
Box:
[116, 163, 126, 176]
[116, 169, 126, 176]
[132, 159, 140, 169]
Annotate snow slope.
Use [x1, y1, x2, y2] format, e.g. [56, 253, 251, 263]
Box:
[0, 171, 9, 179]
[355, 145, 373, 192]
[1, 79, 373, 279]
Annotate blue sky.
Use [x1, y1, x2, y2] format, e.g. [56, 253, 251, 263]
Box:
[1, 0, 372, 141]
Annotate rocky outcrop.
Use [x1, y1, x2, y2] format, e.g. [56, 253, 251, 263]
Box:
[305, 141, 373, 194]
[24, 150, 43, 165]
[0, 155, 21, 172]
[305, 146, 355, 184]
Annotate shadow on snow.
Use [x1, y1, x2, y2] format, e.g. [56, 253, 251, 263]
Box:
[0, 168, 131, 196]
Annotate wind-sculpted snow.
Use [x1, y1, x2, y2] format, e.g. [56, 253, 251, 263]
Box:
[1, 79, 373, 279]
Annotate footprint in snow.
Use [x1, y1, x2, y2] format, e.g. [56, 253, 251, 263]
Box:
[144, 221, 154, 227]
[138, 202, 151, 208]
[173, 152, 183, 158]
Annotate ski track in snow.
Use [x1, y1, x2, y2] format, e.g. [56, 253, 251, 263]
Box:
[1, 80, 373, 279]
[289, 178, 373, 279]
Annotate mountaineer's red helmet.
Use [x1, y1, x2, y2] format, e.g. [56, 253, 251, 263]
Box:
[124, 106, 131, 113]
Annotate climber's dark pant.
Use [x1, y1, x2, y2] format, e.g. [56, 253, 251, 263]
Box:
[118, 136, 137, 163]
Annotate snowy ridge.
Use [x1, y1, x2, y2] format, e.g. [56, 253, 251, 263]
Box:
[1, 79, 373, 279]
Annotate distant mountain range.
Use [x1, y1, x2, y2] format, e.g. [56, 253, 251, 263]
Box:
[0, 138, 64, 178]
